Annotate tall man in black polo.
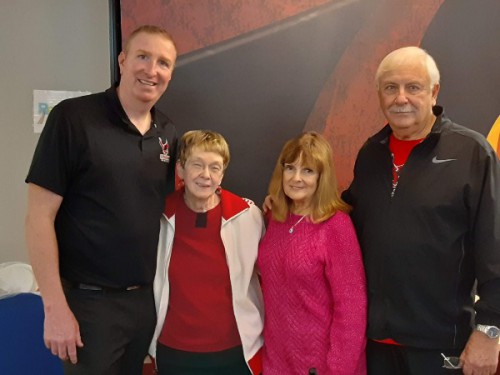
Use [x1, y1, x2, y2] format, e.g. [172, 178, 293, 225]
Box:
[25, 25, 178, 375]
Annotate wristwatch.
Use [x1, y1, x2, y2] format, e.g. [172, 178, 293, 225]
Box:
[476, 324, 500, 339]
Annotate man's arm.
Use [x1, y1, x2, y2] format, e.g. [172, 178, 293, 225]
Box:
[460, 330, 499, 375]
[461, 146, 500, 375]
[25, 183, 83, 363]
[262, 195, 272, 214]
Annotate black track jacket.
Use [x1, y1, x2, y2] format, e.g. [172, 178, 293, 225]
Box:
[343, 106, 500, 350]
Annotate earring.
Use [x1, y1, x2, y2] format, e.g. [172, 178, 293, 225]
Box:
[175, 177, 184, 190]
[216, 185, 222, 194]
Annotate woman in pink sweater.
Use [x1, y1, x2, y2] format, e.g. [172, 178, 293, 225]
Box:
[258, 132, 367, 375]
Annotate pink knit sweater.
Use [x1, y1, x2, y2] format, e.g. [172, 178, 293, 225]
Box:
[257, 211, 367, 375]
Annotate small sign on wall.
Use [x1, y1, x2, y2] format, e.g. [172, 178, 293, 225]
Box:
[33, 90, 91, 133]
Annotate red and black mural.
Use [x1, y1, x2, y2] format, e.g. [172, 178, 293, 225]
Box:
[119, 0, 500, 203]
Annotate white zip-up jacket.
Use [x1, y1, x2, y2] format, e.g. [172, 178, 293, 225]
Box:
[149, 188, 265, 374]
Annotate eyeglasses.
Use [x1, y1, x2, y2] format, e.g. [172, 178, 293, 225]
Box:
[441, 353, 462, 370]
[185, 161, 224, 176]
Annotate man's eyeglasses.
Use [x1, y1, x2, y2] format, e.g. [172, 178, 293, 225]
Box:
[441, 353, 462, 370]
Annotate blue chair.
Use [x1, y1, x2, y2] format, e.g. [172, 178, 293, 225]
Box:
[0, 293, 63, 375]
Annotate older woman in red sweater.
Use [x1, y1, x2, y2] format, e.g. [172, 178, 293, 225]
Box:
[149, 130, 264, 375]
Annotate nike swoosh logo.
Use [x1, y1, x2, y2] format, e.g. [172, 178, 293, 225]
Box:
[432, 156, 457, 164]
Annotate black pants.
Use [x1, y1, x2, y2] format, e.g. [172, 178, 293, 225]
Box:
[156, 343, 251, 375]
[62, 286, 156, 375]
[367, 340, 464, 375]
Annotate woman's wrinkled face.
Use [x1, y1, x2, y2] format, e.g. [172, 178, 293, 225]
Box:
[178, 147, 224, 202]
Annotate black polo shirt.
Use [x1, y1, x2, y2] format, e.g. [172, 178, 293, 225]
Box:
[26, 87, 177, 287]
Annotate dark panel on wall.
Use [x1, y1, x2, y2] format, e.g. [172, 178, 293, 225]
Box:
[118, 0, 500, 203]
[422, 0, 500, 136]
[155, 1, 370, 203]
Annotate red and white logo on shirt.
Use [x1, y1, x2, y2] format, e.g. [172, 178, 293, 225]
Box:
[159, 137, 170, 163]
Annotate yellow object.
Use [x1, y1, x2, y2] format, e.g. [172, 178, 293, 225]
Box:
[486, 115, 500, 156]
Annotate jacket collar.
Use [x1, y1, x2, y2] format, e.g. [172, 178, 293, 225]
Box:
[163, 188, 250, 221]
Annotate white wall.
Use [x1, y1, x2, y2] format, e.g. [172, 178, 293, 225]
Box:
[0, 0, 110, 262]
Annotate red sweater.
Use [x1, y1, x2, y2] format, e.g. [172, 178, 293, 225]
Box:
[158, 198, 241, 352]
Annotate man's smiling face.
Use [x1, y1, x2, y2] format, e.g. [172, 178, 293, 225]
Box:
[118, 31, 177, 106]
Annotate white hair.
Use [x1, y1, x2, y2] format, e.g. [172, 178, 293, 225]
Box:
[375, 46, 440, 89]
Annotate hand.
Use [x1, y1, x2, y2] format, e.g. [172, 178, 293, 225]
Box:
[44, 303, 84, 364]
[460, 330, 499, 375]
[262, 195, 273, 213]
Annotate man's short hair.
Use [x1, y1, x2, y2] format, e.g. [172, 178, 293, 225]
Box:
[123, 25, 177, 54]
[375, 46, 440, 89]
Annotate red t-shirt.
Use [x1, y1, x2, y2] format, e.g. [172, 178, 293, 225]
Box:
[158, 199, 241, 352]
[389, 133, 424, 185]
